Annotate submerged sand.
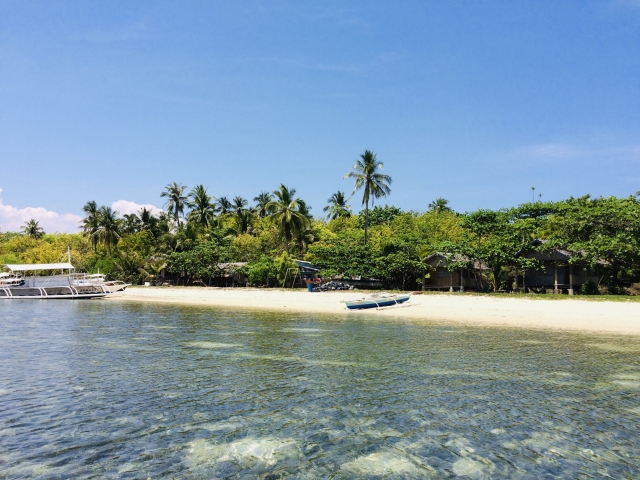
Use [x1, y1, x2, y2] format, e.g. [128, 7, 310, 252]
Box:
[111, 287, 640, 335]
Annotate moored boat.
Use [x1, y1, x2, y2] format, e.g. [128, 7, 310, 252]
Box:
[0, 263, 108, 299]
[344, 292, 412, 310]
[73, 273, 129, 295]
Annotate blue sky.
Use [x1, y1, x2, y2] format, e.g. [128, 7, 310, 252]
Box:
[1, 1, 639, 232]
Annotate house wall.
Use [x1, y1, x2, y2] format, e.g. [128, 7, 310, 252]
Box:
[518, 263, 598, 288]
[424, 268, 485, 289]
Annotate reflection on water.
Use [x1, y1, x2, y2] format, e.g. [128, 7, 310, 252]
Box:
[1, 301, 640, 478]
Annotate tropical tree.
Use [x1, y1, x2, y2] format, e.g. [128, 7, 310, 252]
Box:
[232, 196, 248, 215]
[267, 184, 310, 254]
[216, 196, 233, 216]
[21, 219, 45, 239]
[428, 197, 452, 213]
[344, 150, 392, 244]
[187, 185, 217, 234]
[122, 213, 141, 235]
[160, 182, 188, 226]
[139, 207, 157, 236]
[253, 192, 274, 218]
[234, 210, 254, 235]
[97, 206, 121, 255]
[323, 191, 352, 220]
[80, 200, 101, 251]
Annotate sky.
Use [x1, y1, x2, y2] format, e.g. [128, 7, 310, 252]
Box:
[1, 1, 639, 233]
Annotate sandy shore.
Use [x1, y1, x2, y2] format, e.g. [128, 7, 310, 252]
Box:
[110, 287, 640, 335]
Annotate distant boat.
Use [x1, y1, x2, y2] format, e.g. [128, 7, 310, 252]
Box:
[0, 263, 108, 300]
[344, 292, 412, 310]
[74, 273, 129, 295]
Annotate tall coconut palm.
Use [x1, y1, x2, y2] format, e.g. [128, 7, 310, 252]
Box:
[323, 191, 352, 220]
[139, 207, 155, 232]
[122, 213, 141, 235]
[188, 185, 217, 234]
[235, 210, 254, 235]
[216, 196, 233, 215]
[160, 182, 188, 226]
[80, 200, 101, 251]
[428, 197, 452, 213]
[267, 184, 310, 254]
[21, 219, 45, 239]
[232, 196, 248, 215]
[344, 150, 392, 244]
[253, 191, 274, 218]
[97, 206, 121, 255]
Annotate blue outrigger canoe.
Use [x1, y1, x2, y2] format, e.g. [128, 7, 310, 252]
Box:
[344, 292, 412, 310]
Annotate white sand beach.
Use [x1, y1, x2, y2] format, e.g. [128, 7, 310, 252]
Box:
[112, 287, 640, 335]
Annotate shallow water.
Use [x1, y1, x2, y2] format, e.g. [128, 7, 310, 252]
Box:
[1, 301, 639, 478]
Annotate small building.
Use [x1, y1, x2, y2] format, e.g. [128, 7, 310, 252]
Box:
[517, 241, 602, 294]
[210, 262, 249, 287]
[422, 253, 489, 292]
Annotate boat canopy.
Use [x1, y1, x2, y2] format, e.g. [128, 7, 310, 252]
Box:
[3, 263, 75, 272]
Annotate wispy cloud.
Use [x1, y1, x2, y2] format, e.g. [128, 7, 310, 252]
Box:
[0, 189, 82, 233]
[515, 142, 640, 160]
[236, 56, 360, 73]
[71, 21, 149, 42]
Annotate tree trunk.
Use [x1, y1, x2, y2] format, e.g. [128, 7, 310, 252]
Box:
[364, 201, 369, 245]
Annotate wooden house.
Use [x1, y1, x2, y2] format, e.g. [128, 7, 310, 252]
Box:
[422, 253, 489, 292]
[517, 241, 602, 294]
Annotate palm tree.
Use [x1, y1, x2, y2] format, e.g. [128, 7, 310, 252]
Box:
[160, 182, 188, 226]
[122, 213, 141, 235]
[323, 191, 352, 220]
[21, 219, 44, 239]
[139, 207, 155, 232]
[428, 197, 452, 213]
[187, 185, 217, 234]
[97, 206, 121, 255]
[267, 184, 310, 254]
[235, 210, 254, 235]
[232, 196, 248, 215]
[344, 150, 392, 244]
[253, 191, 274, 218]
[216, 196, 233, 215]
[80, 200, 101, 251]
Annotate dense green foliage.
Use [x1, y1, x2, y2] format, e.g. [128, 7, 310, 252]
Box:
[3, 177, 640, 293]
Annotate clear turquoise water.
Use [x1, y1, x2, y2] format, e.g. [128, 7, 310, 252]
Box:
[1, 301, 639, 478]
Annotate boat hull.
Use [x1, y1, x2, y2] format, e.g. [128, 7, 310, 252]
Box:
[0, 286, 107, 299]
[345, 294, 411, 310]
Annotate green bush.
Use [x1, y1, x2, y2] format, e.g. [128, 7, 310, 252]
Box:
[580, 281, 599, 295]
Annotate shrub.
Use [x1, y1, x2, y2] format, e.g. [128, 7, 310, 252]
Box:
[580, 281, 599, 295]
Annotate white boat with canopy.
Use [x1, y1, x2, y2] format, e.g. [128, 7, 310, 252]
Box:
[0, 262, 108, 299]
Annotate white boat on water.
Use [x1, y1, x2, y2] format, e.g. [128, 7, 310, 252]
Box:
[74, 273, 129, 295]
[344, 292, 412, 310]
[0, 263, 109, 299]
[0, 272, 25, 287]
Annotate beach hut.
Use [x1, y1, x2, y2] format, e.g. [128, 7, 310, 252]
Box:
[517, 240, 603, 294]
[210, 262, 249, 287]
[422, 253, 489, 292]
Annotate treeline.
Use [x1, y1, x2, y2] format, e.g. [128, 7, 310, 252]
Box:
[3, 192, 640, 293]
[3, 150, 640, 293]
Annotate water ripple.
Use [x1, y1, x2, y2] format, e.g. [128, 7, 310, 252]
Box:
[1, 301, 639, 477]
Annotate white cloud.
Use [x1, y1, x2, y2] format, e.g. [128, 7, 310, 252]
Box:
[111, 200, 163, 217]
[0, 192, 82, 234]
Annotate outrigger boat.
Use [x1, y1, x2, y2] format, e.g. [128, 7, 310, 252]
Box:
[74, 273, 129, 295]
[344, 292, 412, 310]
[0, 262, 109, 300]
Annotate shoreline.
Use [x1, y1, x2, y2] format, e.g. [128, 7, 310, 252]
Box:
[109, 287, 640, 336]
